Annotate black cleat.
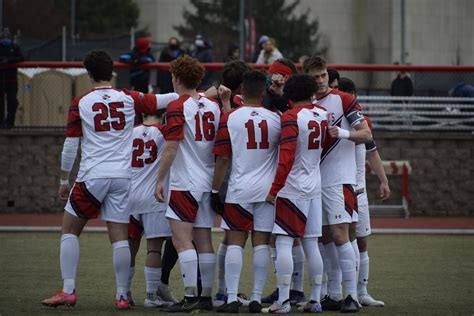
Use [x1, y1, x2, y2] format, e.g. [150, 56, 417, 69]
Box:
[289, 290, 306, 306]
[197, 296, 213, 311]
[216, 300, 241, 313]
[321, 295, 342, 311]
[261, 288, 279, 304]
[340, 295, 360, 313]
[249, 300, 262, 313]
[164, 296, 200, 313]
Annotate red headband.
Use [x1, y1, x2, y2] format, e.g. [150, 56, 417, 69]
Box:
[268, 61, 293, 76]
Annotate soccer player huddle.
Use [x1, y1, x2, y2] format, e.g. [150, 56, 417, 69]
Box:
[41, 50, 390, 314]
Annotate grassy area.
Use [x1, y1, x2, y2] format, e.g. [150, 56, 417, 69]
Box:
[0, 232, 473, 315]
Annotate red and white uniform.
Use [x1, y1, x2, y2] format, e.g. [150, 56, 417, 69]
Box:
[214, 105, 280, 232]
[65, 87, 159, 223]
[163, 95, 220, 227]
[270, 105, 328, 238]
[314, 89, 364, 225]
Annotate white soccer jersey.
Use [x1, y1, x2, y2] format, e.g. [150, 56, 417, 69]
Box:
[214, 105, 280, 203]
[314, 89, 364, 187]
[129, 124, 167, 215]
[270, 105, 328, 199]
[66, 87, 162, 182]
[162, 95, 221, 192]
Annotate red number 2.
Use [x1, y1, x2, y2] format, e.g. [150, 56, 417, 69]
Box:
[132, 138, 158, 168]
[308, 120, 328, 150]
[194, 111, 215, 141]
[92, 102, 125, 132]
[245, 119, 269, 149]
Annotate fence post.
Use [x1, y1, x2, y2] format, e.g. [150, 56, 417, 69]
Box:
[62, 26, 67, 62]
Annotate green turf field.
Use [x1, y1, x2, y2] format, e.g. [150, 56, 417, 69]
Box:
[0, 232, 473, 315]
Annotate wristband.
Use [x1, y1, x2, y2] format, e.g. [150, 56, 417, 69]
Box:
[60, 179, 69, 185]
[337, 127, 350, 139]
[211, 189, 219, 194]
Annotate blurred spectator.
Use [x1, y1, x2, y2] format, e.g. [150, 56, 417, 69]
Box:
[119, 37, 155, 93]
[449, 82, 474, 97]
[328, 68, 340, 90]
[225, 44, 240, 62]
[192, 34, 214, 89]
[256, 37, 283, 65]
[263, 58, 297, 112]
[390, 63, 414, 96]
[253, 35, 269, 62]
[157, 37, 184, 93]
[0, 28, 23, 128]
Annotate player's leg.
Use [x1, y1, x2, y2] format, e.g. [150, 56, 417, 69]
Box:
[127, 215, 143, 306]
[318, 237, 328, 300]
[290, 238, 306, 305]
[349, 223, 360, 285]
[215, 231, 229, 305]
[143, 237, 165, 307]
[159, 238, 179, 304]
[261, 235, 279, 304]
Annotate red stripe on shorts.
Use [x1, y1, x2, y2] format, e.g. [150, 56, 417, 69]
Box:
[69, 182, 101, 219]
[223, 203, 253, 231]
[169, 190, 198, 223]
[275, 197, 306, 238]
[343, 184, 357, 215]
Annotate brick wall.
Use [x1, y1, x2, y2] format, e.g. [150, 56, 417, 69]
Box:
[0, 130, 473, 216]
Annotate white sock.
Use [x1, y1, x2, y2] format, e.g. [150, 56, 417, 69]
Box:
[127, 266, 135, 294]
[60, 234, 79, 294]
[270, 247, 277, 273]
[225, 245, 243, 303]
[178, 249, 198, 296]
[252, 244, 270, 303]
[302, 238, 323, 303]
[358, 251, 369, 296]
[291, 244, 305, 292]
[112, 240, 131, 300]
[318, 241, 328, 298]
[275, 236, 293, 305]
[198, 253, 216, 297]
[217, 243, 228, 295]
[336, 242, 357, 299]
[351, 240, 360, 284]
[145, 266, 161, 301]
[324, 242, 342, 301]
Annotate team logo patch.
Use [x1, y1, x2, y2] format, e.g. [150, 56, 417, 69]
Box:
[102, 94, 110, 100]
[250, 111, 259, 116]
[313, 112, 319, 117]
[198, 102, 205, 108]
[143, 127, 149, 137]
[138, 92, 144, 99]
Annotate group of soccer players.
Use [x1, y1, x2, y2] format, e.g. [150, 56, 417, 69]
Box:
[41, 49, 390, 313]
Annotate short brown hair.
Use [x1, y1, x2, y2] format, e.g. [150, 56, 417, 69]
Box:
[302, 55, 327, 74]
[170, 55, 205, 89]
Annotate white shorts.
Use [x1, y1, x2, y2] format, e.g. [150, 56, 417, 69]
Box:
[65, 178, 131, 224]
[272, 196, 322, 238]
[322, 184, 357, 226]
[165, 190, 215, 228]
[221, 202, 274, 232]
[356, 192, 371, 237]
[128, 212, 171, 240]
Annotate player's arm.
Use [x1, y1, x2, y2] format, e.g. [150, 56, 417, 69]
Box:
[366, 149, 390, 200]
[329, 95, 372, 143]
[267, 113, 298, 204]
[124, 89, 179, 114]
[355, 143, 366, 195]
[155, 140, 178, 202]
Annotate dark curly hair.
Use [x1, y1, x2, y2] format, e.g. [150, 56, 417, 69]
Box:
[170, 55, 205, 89]
[338, 77, 357, 95]
[83, 50, 113, 82]
[222, 60, 252, 92]
[242, 70, 267, 99]
[283, 74, 317, 102]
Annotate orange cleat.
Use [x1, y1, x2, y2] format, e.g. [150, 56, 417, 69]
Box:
[115, 296, 130, 310]
[42, 290, 77, 308]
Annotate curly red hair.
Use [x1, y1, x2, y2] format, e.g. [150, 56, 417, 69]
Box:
[170, 55, 205, 89]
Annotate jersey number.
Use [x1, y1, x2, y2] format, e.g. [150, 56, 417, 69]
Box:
[308, 120, 328, 150]
[92, 102, 125, 132]
[245, 119, 269, 149]
[132, 138, 158, 168]
[194, 111, 215, 141]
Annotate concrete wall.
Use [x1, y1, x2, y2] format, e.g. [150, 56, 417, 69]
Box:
[0, 130, 472, 216]
[134, 0, 474, 65]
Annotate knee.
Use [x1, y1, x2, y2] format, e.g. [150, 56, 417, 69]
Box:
[357, 237, 368, 252]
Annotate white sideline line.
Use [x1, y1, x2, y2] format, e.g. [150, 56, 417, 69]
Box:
[1, 226, 474, 235]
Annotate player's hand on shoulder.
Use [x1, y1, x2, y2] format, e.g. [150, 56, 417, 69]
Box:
[204, 86, 218, 99]
[266, 194, 276, 205]
[58, 184, 70, 201]
[210, 191, 224, 215]
[154, 181, 166, 203]
[218, 85, 231, 103]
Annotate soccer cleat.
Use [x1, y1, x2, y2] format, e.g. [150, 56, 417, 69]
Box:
[297, 300, 322, 313]
[358, 294, 384, 307]
[289, 290, 306, 306]
[320, 295, 342, 311]
[261, 299, 291, 314]
[248, 300, 262, 313]
[144, 296, 165, 308]
[237, 293, 250, 307]
[340, 295, 360, 313]
[127, 290, 135, 306]
[41, 290, 76, 308]
[158, 283, 179, 305]
[261, 288, 279, 304]
[216, 300, 241, 313]
[164, 296, 200, 313]
[213, 292, 228, 307]
[115, 296, 130, 310]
